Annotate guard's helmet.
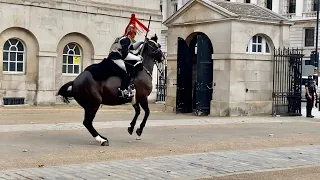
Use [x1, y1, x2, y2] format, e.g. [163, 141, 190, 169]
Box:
[125, 24, 137, 37]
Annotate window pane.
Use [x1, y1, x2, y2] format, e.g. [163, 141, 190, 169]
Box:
[68, 43, 75, 49]
[266, 42, 270, 53]
[305, 28, 315, 46]
[3, 62, 8, 71]
[63, 56, 67, 63]
[68, 56, 73, 64]
[69, 50, 75, 55]
[258, 36, 262, 43]
[74, 46, 80, 55]
[17, 53, 23, 61]
[252, 45, 257, 52]
[9, 52, 16, 61]
[252, 36, 257, 43]
[9, 62, 16, 71]
[63, 46, 68, 54]
[246, 46, 248, 52]
[10, 46, 17, 51]
[62, 65, 67, 73]
[17, 41, 24, 51]
[68, 65, 73, 73]
[3, 41, 10, 50]
[10, 39, 18, 45]
[17, 63, 23, 72]
[3, 52, 8, 61]
[258, 45, 262, 52]
[73, 56, 80, 64]
[74, 65, 79, 74]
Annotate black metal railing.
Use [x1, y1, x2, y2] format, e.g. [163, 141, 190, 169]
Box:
[155, 57, 168, 102]
[272, 47, 304, 116]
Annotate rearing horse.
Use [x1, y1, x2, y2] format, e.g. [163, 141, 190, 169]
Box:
[56, 35, 164, 146]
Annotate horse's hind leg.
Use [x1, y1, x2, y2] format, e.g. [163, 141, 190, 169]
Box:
[128, 103, 140, 135]
[83, 107, 109, 146]
[136, 98, 149, 136]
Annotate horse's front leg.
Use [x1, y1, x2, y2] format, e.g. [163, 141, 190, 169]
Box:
[128, 103, 140, 135]
[83, 107, 109, 146]
[136, 98, 149, 136]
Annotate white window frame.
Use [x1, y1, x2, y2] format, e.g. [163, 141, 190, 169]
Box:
[171, 0, 178, 13]
[2, 38, 25, 74]
[62, 43, 82, 76]
[246, 35, 271, 55]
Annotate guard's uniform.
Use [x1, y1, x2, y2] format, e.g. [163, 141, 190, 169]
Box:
[305, 78, 315, 117]
[85, 13, 149, 99]
[109, 35, 144, 72]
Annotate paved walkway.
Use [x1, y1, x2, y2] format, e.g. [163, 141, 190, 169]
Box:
[0, 145, 319, 180]
[301, 107, 320, 117]
[0, 117, 304, 133]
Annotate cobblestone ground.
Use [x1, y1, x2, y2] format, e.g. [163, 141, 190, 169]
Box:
[1, 106, 320, 179]
[0, 145, 319, 180]
[0, 117, 300, 133]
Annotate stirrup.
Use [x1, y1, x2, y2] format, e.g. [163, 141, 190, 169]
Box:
[118, 88, 133, 98]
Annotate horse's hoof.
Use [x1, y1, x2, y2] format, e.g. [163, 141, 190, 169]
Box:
[101, 141, 109, 146]
[128, 127, 134, 135]
[136, 128, 143, 136]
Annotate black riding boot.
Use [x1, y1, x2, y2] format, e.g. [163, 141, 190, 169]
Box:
[118, 73, 133, 99]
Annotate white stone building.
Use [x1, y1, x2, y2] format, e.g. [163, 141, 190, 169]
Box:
[0, 0, 162, 106]
[160, 0, 320, 76]
[162, 0, 291, 116]
[159, 0, 189, 52]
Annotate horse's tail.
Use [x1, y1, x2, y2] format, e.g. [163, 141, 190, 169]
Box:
[56, 81, 74, 104]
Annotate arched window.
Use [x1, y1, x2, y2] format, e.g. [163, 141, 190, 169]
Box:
[62, 43, 81, 75]
[3, 38, 25, 73]
[246, 35, 271, 54]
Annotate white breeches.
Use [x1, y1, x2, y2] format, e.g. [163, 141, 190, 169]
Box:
[112, 59, 127, 72]
[112, 53, 142, 72]
[124, 52, 142, 61]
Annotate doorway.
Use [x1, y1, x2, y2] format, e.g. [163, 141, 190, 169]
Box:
[176, 32, 214, 116]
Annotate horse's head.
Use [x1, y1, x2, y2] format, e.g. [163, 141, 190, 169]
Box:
[142, 34, 164, 63]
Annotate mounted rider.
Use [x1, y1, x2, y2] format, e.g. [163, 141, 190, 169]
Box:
[108, 14, 150, 99]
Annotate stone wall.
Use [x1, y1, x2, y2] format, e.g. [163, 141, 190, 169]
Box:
[164, 19, 291, 116]
[0, 0, 162, 105]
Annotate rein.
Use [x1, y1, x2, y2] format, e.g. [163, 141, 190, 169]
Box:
[131, 39, 164, 79]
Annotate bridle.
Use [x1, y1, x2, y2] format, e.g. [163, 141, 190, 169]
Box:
[139, 39, 165, 78]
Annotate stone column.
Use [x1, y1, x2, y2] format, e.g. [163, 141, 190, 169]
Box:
[162, 0, 168, 21]
[272, 0, 280, 14]
[296, 0, 303, 17]
[177, 0, 183, 9]
[251, 0, 258, 4]
[37, 52, 57, 105]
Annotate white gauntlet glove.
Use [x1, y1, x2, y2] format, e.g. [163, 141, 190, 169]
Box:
[138, 55, 143, 61]
[132, 40, 145, 50]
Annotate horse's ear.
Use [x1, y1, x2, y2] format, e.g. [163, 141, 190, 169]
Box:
[150, 34, 158, 42]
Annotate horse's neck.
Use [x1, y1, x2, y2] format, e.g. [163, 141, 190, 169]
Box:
[142, 54, 154, 76]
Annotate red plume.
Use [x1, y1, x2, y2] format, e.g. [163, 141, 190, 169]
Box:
[124, 14, 149, 36]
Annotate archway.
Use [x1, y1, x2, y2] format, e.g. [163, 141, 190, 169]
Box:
[176, 32, 214, 116]
[0, 27, 40, 105]
[55, 32, 94, 92]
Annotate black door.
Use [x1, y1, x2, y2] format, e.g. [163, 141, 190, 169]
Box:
[176, 37, 193, 113]
[195, 34, 213, 116]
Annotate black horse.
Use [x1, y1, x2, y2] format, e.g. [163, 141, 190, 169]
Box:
[56, 35, 164, 146]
